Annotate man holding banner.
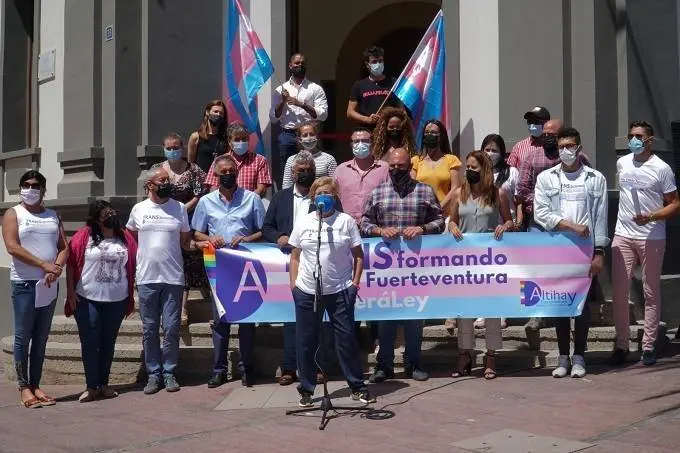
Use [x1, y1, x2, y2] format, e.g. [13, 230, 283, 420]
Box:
[361, 148, 445, 382]
[192, 155, 265, 388]
[534, 127, 608, 378]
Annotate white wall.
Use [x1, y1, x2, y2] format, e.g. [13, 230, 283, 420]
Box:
[37, 0, 65, 201]
[458, 0, 499, 157]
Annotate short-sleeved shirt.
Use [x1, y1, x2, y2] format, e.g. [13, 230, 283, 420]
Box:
[289, 211, 362, 295]
[411, 154, 462, 203]
[76, 237, 129, 302]
[126, 198, 190, 286]
[615, 153, 677, 240]
[349, 76, 400, 118]
[191, 188, 265, 242]
[204, 151, 272, 192]
[334, 158, 390, 223]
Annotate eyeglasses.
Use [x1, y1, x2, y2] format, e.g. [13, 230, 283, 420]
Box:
[21, 183, 41, 190]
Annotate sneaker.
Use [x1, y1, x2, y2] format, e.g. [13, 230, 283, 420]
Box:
[641, 350, 657, 366]
[164, 375, 181, 392]
[143, 377, 162, 395]
[552, 355, 570, 378]
[570, 355, 586, 378]
[609, 348, 629, 366]
[298, 392, 314, 408]
[207, 372, 228, 389]
[351, 390, 376, 404]
[368, 368, 395, 384]
[78, 388, 98, 403]
[405, 367, 429, 381]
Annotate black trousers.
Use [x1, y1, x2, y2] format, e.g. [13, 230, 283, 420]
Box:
[555, 279, 595, 356]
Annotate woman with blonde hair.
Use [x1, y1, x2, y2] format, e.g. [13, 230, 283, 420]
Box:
[447, 151, 514, 380]
[371, 107, 416, 160]
[188, 100, 228, 172]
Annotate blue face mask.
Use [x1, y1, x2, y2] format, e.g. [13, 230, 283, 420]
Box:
[164, 148, 183, 161]
[628, 137, 645, 155]
[314, 194, 335, 215]
[231, 141, 249, 156]
[528, 124, 543, 137]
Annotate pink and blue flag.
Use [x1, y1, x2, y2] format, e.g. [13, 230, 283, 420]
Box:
[224, 0, 274, 155]
[392, 10, 449, 147]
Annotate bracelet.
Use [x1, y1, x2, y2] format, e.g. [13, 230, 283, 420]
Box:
[649, 213, 656, 222]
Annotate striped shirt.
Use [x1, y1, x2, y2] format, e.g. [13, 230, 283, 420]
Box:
[282, 150, 337, 189]
[507, 136, 543, 168]
[360, 180, 445, 236]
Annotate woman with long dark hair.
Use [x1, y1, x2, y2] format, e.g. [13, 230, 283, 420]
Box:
[66, 200, 138, 402]
[2, 170, 68, 408]
[371, 107, 416, 160]
[448, 151, 514, 380]
[188, 100, 228, 173]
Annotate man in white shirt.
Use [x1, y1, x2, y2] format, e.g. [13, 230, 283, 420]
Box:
[270, 53, 328, 180]
[610, 121, 680, 366]
[126, 167, 200, 395]
[534, 127, 609, 378]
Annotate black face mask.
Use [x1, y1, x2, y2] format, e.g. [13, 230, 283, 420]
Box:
[103, 215, 121, 230]
[422, 133, 440, 148]
[220, 173, 238, 190]
[389, 168, 412, 191]
[156, 182, 172, 199]
[208, 114, 225, 126]
[291, 65, 307, 79]
[387, 129, 403, 140]
[296, 169, 315, 188]
[465, 169, 481, 185]
[543, 135, 558, 156]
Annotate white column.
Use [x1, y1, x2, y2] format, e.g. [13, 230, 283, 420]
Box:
[458, 0, 500, 158]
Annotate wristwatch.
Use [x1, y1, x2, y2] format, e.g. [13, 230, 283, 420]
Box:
[594, 247, 606, 257]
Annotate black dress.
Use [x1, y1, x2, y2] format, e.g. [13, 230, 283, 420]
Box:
[196, 134, 227, 173]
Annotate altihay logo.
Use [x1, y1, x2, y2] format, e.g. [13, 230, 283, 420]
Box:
[520, 281, 577, 307]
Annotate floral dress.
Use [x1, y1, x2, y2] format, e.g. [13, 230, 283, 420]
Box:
[152, 161, 209, 289]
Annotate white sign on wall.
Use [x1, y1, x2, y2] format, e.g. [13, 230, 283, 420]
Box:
[37, 49, 56, 83]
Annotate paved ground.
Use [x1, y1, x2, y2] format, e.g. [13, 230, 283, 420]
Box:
[0, 353, 679, 453]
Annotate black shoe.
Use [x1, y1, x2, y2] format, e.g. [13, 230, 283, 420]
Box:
[368, 368, 395, 384]
[609, 348, 629, 366]
[351, 390, 376, 404]
[298, 391, 314, 408]
[207, 372, 228, 388]
[241, 372, 256, 387]
[405, 366, 429, 381]
[641, 350, 657, 366]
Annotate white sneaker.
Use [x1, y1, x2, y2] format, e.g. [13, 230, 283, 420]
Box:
[570, 355, 586, 378]
[552, 355, 570, 378]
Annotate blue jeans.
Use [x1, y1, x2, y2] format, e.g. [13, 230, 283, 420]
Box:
[137, 283, 183, 379]
[376, 320, 424, 371]
[293, 286, 366, 394]
[73, 295, 127, 389]
[12, 280, 57, 388]
[277, 129, 298, 181]
[211, 297, 256, 375]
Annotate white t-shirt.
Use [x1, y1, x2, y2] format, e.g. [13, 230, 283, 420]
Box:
[288, 211, 362, 295]
[495, 166, 518, 220]
[126, 198, 190, 285]
[10, 205, 60, 281]
[558, 167, 589, 227]
[616, 154, 677, 240]
[292, 186, 311, 228]
[76, 237, 129, 302]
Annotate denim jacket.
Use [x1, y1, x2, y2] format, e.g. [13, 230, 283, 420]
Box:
[534, 163, 610, 247]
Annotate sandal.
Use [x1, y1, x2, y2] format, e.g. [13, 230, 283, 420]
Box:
[20, 388, 41, 409]
[484, 352, 497, 380]
[473, 318, 486, 329]
[32, 387, 56, 406]
[452, 350, 472, 378]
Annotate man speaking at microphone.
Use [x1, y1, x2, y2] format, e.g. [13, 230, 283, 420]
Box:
[360, 148, 445, 383]
[288, 177, 375, 407]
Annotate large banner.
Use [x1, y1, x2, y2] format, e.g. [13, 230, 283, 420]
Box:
[203, 233, 593, 323]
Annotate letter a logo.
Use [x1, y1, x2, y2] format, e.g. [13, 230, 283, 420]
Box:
[233, 261, 266, 302]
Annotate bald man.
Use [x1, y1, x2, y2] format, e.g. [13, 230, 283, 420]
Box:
[360, 147, 445, 383]
[127, 167, 199, 395]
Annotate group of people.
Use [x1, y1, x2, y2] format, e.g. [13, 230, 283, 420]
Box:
[4, 44, 679, 410]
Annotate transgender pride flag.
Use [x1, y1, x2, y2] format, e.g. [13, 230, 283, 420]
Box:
[224, 0, 274, 155]
[392, 10, 449, 148]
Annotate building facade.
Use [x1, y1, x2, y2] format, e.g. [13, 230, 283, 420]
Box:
[1, 0, 679, 337]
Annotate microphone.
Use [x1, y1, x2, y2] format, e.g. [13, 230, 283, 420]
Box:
[316, 201, 325, 213]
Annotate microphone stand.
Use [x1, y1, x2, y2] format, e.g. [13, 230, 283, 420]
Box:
[286, 205, 374, 430]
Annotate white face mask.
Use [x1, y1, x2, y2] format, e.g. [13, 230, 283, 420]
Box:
[369, 62, 384, 77]
[486, 151, 501, 167]
[20, 188, 42, 206]
[300, 137, 318, 150]
[559, 146, 579, 166]
[352, 142, 371, 159]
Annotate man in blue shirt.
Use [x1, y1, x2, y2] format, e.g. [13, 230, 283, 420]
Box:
[192, 155, 265, 387]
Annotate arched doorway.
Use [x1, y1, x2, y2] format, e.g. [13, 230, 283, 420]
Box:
[330, 1, 440, 162]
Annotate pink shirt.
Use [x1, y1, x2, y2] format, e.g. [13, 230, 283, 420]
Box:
[507, 136, 543, 168]
[334, 158, 390, 223]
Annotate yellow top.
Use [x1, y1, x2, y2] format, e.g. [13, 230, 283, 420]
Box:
[411, 153, 462, 202]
